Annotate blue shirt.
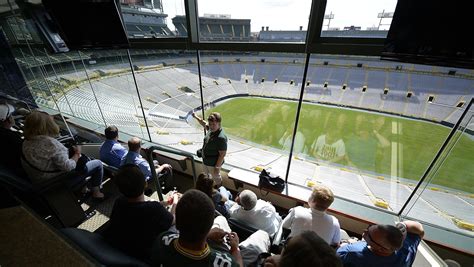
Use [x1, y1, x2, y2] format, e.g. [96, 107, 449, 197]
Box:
[121, 151, 152, 181]
[336, 233, 421, 267]
[99, 140, 127, 168]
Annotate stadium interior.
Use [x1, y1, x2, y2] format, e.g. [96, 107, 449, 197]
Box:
[0, 0, 473, 266]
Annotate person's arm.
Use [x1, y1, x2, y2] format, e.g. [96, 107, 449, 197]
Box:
[215, 150, 226, 168]
[281, 208, 295, 230]
[402, 220, 425, 238]
[168, 193, 180, 225]
[192, 112, 208, 128]
[228, 232, 244, 267]
[213, 150, 226, 177]
[156, 163, 172, 174]
[51, 140, 77, 171]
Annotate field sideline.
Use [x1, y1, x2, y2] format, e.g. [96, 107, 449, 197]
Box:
[209, 97, 473, 193]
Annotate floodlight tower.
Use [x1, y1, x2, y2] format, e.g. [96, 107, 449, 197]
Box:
[324, 12, 334, 30]
[377, 10, 394, 30]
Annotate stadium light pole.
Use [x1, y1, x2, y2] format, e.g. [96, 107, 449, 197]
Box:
[284, 52, 312, 184]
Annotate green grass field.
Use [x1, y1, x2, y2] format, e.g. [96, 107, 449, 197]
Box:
[209, 97, 474, 193]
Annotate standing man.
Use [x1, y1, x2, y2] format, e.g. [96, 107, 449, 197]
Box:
[192, 112, 227, 186]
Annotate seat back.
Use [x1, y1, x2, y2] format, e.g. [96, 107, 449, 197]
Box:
[228, 217, 259, 241]
[0, 164, 86, 227]
[60, 228, 149, 267]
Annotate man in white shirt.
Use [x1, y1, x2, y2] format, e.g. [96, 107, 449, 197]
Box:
[229, 189, 282, 236]
[282, 185, 341, 247]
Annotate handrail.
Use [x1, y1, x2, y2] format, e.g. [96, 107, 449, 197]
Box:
[145, 145, 198, 201]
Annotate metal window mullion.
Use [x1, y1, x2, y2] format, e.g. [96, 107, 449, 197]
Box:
[78, 51, 108, 129]
[284, 53, 312, 184]
[126, 49, 152, 142]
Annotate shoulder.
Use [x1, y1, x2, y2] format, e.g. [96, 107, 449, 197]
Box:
[218, 130, 228, 139]
[294, 206, 309, 214]
[258, 200, 276, 211]
[337, 241, 366, 255]
[113, 142, 126, 150]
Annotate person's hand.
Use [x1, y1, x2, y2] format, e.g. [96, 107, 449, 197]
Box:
[73, 145, 81, 155]
[227, 232, 240, 251]
[163, 164, 172, 170]
[192, 112, 197, 118]
[207, 228, 227, 243]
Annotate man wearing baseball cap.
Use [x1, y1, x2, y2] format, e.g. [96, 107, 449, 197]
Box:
[0, 103, 25, 176]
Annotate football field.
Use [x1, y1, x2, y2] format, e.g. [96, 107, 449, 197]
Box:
[209, 97, 473, 193]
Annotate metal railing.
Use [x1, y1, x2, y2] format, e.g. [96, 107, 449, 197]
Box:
[145, 144, 198, 201]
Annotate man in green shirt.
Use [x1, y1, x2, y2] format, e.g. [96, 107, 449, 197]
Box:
[193, 112, 228, 186]
[151, 189, 242, 267]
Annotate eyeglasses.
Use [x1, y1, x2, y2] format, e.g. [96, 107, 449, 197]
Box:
[364, 225, 391, 251]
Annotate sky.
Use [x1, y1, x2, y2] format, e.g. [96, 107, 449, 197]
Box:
[160, 0, 397, 32]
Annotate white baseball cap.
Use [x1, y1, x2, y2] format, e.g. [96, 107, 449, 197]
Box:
[0, 104, 15, 121]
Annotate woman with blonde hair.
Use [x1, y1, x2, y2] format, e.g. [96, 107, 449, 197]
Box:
[21, 111, 104, 199]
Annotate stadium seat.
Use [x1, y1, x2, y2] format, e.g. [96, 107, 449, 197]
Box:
[0, 165, 88, 227]
[228, 217, 259, 241]
[60, 228, 149, 267]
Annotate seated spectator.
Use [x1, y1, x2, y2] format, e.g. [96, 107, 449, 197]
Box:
[121, 137, 173, 188]
[99, 125, 127, 168]
[0, 103, 24, 176]
[195, 173, 232, 218]
[151, 189, 270, 267]
[336, 220, 424, 267]
[263, 231, 342, 267]
[21, 111, 104, 199]
[103, 164, 178, 262]
[229, 189, 282, 236]
[282, 185, 340, 247]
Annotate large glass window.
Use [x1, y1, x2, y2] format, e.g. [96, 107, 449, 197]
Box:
[402, 102, 473, 238]
[197, 0, 312, 42]
[322, 0, 397, 38]
[120, 0, 185, 38]
[197, 52, 306, 176]
[127, 50, 202, 149]
[288, 55, 474, 237]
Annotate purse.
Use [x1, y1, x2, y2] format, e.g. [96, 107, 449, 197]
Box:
[258, 169, 285, 193]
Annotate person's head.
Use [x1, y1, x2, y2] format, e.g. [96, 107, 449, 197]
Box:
[276, 231, 342, 267]
[128, 137, 142, 152]
[105, 125, 119, 140]
[176, 189, 215, 244]
[207, 112, 222, 132]
[115, 164, 146, 198]
[0, 103, 15, 128]
[23, 111, 60, 139]
[308, 185, 334, 211]
[195, 173, 215, 198]
[238, 190, 258, 210]
[363, 224, 404, 256]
